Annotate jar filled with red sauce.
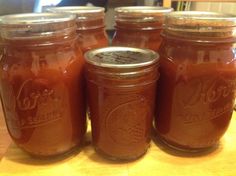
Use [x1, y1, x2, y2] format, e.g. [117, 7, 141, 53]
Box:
[46, 6, 109, 53]
[0, 18, 3, 58]
[85, 47, 159, 160]
[155, 11, 236, 152]
[0, 13, 86, 157]
[112, 6, 173, 51]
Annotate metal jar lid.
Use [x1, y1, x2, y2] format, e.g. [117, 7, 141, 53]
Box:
[45, 6, 105, 16]
[84, 47, 159, 69]
[45, 6, 105, 30]
[115, 6, 173, 23]
[164, 11, 236, 39]
[0, 13, 76, 39]
[45, 6, 104, 21]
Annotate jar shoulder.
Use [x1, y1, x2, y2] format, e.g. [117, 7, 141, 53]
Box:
[0, 46, 84, 81]
[159, 41, 236, 65]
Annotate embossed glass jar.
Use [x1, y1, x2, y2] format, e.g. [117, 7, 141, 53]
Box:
[0, 18, 3, 58]
[46, 6, 109, 53]
[0, 13, 86, 157]
[85, 47, 159, 160]
[112, 6, 173, 51]
[155, 11, 236, 152]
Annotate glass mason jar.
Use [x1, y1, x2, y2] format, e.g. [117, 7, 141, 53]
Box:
[0, 13, 87, 157]
[46, 6, 109, 53]
[85, 47, 159, 160]
[112, 6, 173, 51]
[0, 36, 2, 59]
[155, 11, 236, 152]
[0, 18, 2, 58]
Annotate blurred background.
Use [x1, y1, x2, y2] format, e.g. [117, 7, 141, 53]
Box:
[0, 0, 236, 30]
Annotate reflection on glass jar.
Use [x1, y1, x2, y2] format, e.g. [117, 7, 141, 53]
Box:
[0, 18, 2, 59]
[85, 47, 159, 160]
[0, 13, 86, 157]
[155, 11, 236, 152]
[112, 6, 172, 51]
[46, 6, 109, 53]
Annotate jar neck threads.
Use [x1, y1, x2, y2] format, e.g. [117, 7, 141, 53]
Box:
[76, 18, 105, 30]
[114, 6, 173, 30]
[163, 11, 236, 42]
[85, 47, 159, 88]
[0, 13, 77, 46]
[45, 6, 105, 30]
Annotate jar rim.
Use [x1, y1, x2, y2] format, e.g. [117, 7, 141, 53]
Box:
[165, 11, 236, 29]
[164, 11, 236, 39]
[115, 6, 173, 14]
[0, 13, 76, 40]
[45, 6, 105, 19]
[0, 13, 76, 25]
[46, 6, 104, 13]
[85, 47, 159, 69]
[45, 6, 105, 30]
[115, 6, 173, 23]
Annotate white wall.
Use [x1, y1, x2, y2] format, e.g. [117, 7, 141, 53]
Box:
[0, 0, 34, 15]
[191, 2, 236, 14]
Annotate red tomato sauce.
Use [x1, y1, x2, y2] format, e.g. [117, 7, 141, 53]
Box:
[0, 13, 86, 157]
[112, 6, 172, 51]
[85, 47, 159, 160]
[155, 11, 236, 151]
[46, 6, 109, 53]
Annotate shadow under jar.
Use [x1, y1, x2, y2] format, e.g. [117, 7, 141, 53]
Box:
[112, 6, 173, 51]
[46, 6, 109, 53]
[0, 13, 87, 157]
[85, 47, 159, 160]
[155, 11, 236, 152]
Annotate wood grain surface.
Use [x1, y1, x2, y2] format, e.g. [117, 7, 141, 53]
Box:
[0, 105, 235, 176]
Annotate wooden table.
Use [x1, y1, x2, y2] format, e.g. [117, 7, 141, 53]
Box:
[0, 105, 236, 176]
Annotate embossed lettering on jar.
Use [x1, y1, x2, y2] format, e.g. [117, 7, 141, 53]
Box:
[0, 13, 86, 157]
[112, 6, 172, 51]
[85, 47, 159, 160]
[46, 6, 109, 53]
[155, 11, 236, 151]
